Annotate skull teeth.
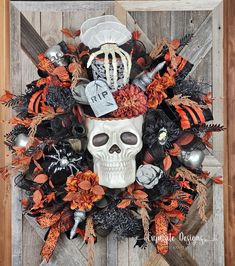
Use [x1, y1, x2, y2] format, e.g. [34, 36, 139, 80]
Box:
[99, 160, 132, 169]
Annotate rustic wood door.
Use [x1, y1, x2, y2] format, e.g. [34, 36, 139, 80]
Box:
[11, 1, 224, 265]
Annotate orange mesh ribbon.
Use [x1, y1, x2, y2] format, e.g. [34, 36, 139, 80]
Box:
[155, 211, 169, 255]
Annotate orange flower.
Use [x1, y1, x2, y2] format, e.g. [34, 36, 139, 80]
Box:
[112, 84, 147, 118]
[146, 73, 175, 109]
[64, 171, 105, 211]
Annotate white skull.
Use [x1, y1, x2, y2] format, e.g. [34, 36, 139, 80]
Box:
[45, 45, 68, 67]
[86, 115, 144, 188]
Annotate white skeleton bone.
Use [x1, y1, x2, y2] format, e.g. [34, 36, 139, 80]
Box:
[87, 43, 132, 91]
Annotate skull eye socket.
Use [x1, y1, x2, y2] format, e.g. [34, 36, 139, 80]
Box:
[50, 56, 56, 62]
[57, 51, 63, 57]
[121, 132, 138, 145]
[92, 133, 109, 147]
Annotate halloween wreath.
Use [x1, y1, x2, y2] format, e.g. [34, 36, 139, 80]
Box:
[0, 15, 224, 264]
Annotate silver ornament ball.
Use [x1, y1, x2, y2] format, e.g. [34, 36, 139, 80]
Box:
[14, 133, 29, 147]
[178, 149, 205, 170]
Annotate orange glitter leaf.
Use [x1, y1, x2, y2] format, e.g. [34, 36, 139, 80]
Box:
[117, 199, 132, 208]
[163, 155, 172, 172]
[0, 90, 14, 103]
[34, 174, 48, 184]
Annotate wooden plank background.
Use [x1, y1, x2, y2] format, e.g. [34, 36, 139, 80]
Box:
[0, 1, 11, 266]
[224, 0, 235, 265]
[12, 5, 223, 266]
[0, 0, 233, 265]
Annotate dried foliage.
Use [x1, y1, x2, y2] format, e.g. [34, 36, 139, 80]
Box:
[176, 167, 207, 222]
[211, 176, 223, 184]
[139, 205, 150, 242]
[0, 90, 14, 103]
[61, 28, 81, 39]
[198, 124, 225, 133]
[202, 131, 213, 149]
[84, 216, 96, 266]
[166, 94, 207, 109]
[150, 38, 180, 69]
[68, 61, 84, 89]
[150, 38, 168, 59]
[34, 174, 48, 184]
[27, 108, 58, 147]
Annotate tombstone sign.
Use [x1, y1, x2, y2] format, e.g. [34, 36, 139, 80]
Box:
[85, 79, 118, 117]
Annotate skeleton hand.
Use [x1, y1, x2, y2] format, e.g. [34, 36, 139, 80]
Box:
[87, 43, 132, 91]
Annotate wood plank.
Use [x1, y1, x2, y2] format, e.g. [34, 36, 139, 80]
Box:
[21, 11, 43, 266]
[25, 216, 87, 266]
[118, 0, 222, 11]
[21, 12, 41, 103]
[22, 218, 44, 266]
[180, 182, 213, 244]
[213, 170, 224, 265]
[40, 12, 62, 47]
[128, 238, 154, 266]
[21, 13, 48, 64]
[170, 11, 194, 40]
[12, 1, 114, 12]
[62, 7, 114, 42]
[126, 12, 153, 53]
[129, 11, 171, 43]
[127, 10, 213, 72]
[10, 3, 23, 266]
[164, 239, 198, 266]
[144, 252, 168, 266]
[0, 0, 11, 265]
[224, 0, 234, 264]
[180, 13, 213, 73]
[107, 233, 118, 266]
[114, 2, 127, 25]
[211, 4, 225, 266]
[212, 3, 224, 164]
[22, 11, 88, 265]
[12, 1, 221, 12]
[186, 216, 214, 266]
[117, 239, 129, 266]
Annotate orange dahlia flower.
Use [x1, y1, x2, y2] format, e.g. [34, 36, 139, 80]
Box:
[112, 84, 147, 118]
[146, 73, 175, 109]
[63, 170, 105, 211]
